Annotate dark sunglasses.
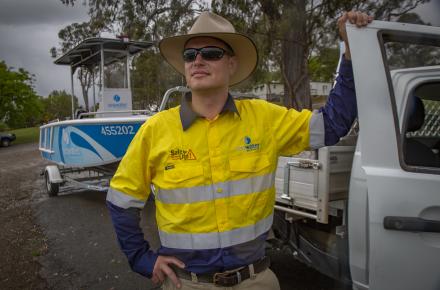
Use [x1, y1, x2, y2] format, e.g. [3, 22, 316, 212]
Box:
[183, 46, 234, 62]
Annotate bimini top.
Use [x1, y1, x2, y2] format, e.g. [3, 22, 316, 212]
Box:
[54, 37, 154, 69]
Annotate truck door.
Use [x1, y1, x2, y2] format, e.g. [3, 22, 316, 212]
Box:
[347, 21, 440, 290]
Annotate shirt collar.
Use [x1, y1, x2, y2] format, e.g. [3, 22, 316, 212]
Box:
[180, 92, 240, 131]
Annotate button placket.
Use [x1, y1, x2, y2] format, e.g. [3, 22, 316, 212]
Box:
[208, 121, 231, 232]
[207, 122, 223, 231]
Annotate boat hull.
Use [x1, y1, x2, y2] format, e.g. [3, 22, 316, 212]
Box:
[39, 116, 148, 168]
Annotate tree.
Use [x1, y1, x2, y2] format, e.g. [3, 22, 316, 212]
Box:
[51, 22, 99, 110]
[385, 13, 439, 69]
[60, 0, 429, 110]
[308, 47, 339, 82]
[213, 0, 430, 109]
[41, 90, 79, 121]
[0, 61, 43, 128]
[61, 0, 206, 41]
[58, 0, 208, 110]
[131, 50, 183, 110]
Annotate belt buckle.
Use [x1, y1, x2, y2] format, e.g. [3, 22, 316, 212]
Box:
[213, 268, 243, 287]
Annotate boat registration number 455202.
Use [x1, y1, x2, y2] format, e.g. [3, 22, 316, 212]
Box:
[101, 125, 136, 136]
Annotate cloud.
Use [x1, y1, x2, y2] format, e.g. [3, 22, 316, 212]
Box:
[0, 0, 438, 107]
[0, 0, 88, 26]
[0, 0, 89, 101]
[0, 23, 75, 96]
[414, 1, 440, 26]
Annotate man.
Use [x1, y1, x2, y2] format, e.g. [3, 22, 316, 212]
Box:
[107, 11, 372, 290]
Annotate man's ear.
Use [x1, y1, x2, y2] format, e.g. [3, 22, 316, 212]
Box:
[228, 56, 238, 76]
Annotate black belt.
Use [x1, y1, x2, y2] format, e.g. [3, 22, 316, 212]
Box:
[172, 256, 270, 287]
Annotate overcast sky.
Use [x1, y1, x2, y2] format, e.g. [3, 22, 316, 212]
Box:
[0, 0, 439, 106]
[0, 0, 88, 101]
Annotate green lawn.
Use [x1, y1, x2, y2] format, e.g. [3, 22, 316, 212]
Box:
[9, 127, 40, 145]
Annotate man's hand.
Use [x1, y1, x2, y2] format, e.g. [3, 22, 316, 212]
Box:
[338, 11, 373, 60]
[152, 255, 185, 288]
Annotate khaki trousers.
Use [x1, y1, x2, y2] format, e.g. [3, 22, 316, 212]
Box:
[162, 268, 280, 290]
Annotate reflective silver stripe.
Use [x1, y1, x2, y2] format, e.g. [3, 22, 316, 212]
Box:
[106, 187, 146, 209]
[158, 213, 273, 249]
[309, 111, 325, 149]
[156, 172, 275, 204]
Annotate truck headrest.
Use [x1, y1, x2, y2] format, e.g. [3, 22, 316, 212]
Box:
[407, 96, 425, 132]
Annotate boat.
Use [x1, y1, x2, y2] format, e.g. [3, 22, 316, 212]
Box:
[39, 115, 147, 168]
[39, 37, 187, 196]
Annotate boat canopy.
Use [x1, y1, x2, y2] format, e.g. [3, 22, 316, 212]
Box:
[54, 37, 154, 71]
[53, 37, 154, 118]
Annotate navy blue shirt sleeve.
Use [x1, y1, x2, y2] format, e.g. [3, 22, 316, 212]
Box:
[106, 201, 158, 278]
[319, 56, 357, 146]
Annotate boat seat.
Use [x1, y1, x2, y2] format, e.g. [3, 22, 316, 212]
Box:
[75, 108, 88, 119]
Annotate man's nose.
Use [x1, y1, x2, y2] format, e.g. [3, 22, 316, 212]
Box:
[193, 52, 204, 65]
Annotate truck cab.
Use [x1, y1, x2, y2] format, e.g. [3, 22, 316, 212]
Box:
[272, 21, 440, 290]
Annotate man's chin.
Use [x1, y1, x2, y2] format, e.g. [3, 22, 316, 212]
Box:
[189, 82, 214, 91]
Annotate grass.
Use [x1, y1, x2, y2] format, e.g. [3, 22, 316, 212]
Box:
[8, 127, 40, 145]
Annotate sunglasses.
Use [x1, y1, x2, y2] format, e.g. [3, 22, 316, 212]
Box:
[183, 46, 234, 62]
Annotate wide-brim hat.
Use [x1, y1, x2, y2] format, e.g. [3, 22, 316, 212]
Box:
[159, 11, 258, 86]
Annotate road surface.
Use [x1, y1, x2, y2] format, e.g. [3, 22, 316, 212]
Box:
[0, 143, 345, 290]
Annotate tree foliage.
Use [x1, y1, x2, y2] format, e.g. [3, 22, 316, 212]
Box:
[41, 90, 79, 122]
[131, 50, 183, 109]
[57, 0, 208, 109]
[51, 22, 100, 110]
[213, 0, 430, 109]
[385, 13, 439, 69]
[308, 47, 339, 82]
[61, 0, 206, 40]
[0, 61, 43, 129]
[57, 22, 99, 53]
[59, 0, 430, 110]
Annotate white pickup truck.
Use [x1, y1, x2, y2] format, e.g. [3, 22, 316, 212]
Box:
[272, 21, 440, 290]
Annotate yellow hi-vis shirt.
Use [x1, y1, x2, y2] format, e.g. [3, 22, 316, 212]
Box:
[108, 98, 317, 250]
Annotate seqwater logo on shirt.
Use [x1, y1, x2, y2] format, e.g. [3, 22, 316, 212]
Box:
[237, 136, 260, 152]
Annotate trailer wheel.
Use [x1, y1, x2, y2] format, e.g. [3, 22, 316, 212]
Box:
[45, 171, 59, 197]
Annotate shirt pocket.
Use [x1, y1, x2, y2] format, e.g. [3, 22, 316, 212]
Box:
[163, 163, 204, 184]
[229, 153, 270, 173]
[228, 153, 272, 221]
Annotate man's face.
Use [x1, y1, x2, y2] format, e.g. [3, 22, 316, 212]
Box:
[184, 37, 237, 92]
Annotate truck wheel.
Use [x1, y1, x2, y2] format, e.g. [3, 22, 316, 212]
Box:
[1, 139, 10, 147]
[45, 171, 59, 197]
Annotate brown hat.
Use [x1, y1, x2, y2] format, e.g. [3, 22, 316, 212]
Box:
[159, 11, 258, 86]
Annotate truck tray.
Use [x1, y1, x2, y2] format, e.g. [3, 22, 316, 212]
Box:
[275, 145, 355, 223]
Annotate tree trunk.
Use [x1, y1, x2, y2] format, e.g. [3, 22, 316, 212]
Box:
[78, 68, 90, 110]
[281, 0, 311, 110]
[81, 85, 89, 110]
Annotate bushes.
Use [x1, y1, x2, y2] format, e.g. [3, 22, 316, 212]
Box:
[0, 122, 9, 131]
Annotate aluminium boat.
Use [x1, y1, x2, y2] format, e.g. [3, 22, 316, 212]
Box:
[40, 37, 153, 168]
[39, 37, 187, 195]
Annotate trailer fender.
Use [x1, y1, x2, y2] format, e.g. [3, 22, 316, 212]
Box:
[45, 165, 63, 184]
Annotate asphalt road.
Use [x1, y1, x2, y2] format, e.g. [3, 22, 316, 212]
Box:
[1, 143, 346, 290]
[34, 191, 345, 289]
[35, 190, 160, 290]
